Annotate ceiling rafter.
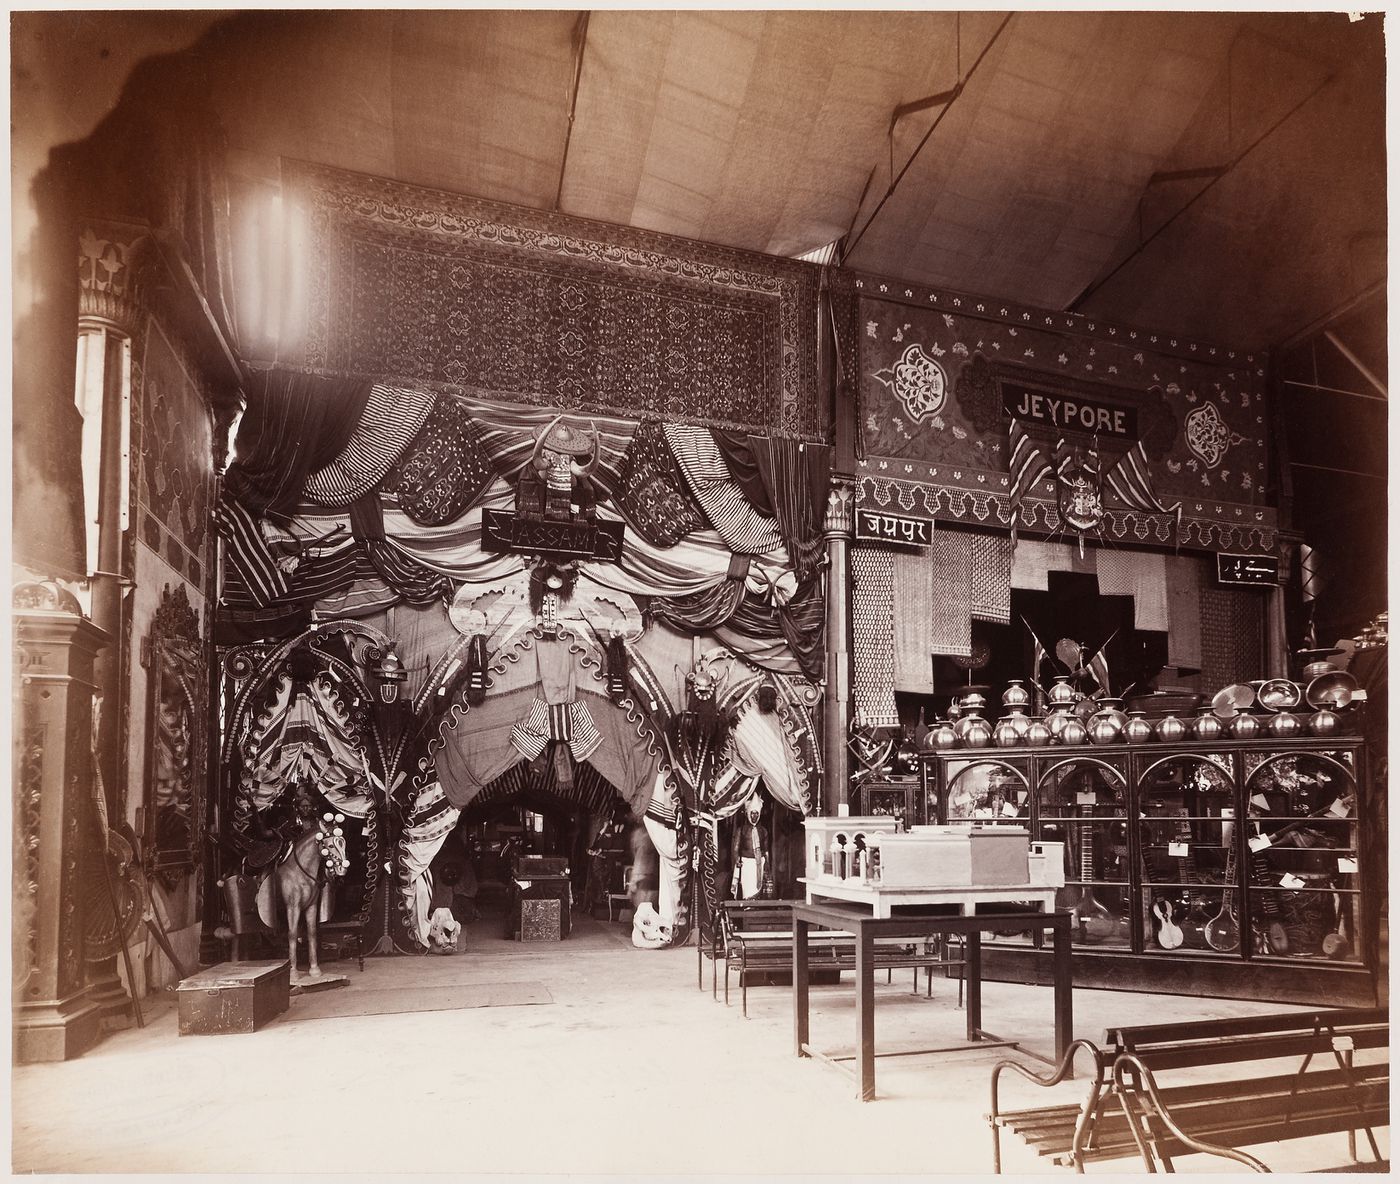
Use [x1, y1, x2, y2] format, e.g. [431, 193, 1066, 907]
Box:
[841, 11, 1014, 262]
[553, 10, 592, 213]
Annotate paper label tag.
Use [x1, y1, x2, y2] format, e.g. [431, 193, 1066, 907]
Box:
[1329, 798, 1351, 818]
[974, 807, 994, 819]
[1002, 801, 1021, 818]
[1333, 1035, 1355, 1052]
[1279, 873, 1306, 889]
[1076, 792, 1097, 806]
[1338, 857, 1359, 874]
[1250, 793, 1271, 811]
[1168, 841, 1189, 858]
[1248, 833, 1272, 852]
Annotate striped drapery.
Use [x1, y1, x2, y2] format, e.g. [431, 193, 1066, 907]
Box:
[236, 675, 374, 818]
[746, 435, 833, 584]
[304, 384, 438, 506]
[1104, 442, 1182, 546]
[223, 370, 373, 516]
[662, 423, 784, 555]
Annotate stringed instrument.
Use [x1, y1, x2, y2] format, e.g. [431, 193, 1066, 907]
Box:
[1150, 809, 1194, 951]
[1072, 804, 1116, 943]
[1204, 841, 1241, 952]
[1248, 849, 1290, 955]
[1151, 898, 1184, 949]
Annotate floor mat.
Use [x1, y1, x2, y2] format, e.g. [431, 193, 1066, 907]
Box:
[280, 981, 553, 1022]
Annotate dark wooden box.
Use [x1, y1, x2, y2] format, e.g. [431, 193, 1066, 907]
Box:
[176, 960, 290, 1036]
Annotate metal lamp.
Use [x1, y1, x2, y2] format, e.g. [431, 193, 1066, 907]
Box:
[371, 643, 407, 705]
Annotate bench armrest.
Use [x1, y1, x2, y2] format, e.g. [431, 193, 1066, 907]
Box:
[988, 1039, 1105, 1174]
[1111, 1053, 1269, 1173]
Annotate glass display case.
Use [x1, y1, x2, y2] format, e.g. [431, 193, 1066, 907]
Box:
[919, 737, 1375, 1002]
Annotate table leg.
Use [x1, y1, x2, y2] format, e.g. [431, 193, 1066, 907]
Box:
[794, 916, 810, 1057]
[1053, 920, 1073, 1071]
[856, 926, 875, 1101]
[966, 930, 982, 1041]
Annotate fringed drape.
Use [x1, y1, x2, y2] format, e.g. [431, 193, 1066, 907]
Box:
[747, 436, 832, 584]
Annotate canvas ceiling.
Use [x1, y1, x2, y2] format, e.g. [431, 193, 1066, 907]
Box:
[20, 9, 1388, 357]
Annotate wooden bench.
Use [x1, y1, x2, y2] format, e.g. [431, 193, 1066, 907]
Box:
[711, 899, 964, 1018]
[989, 1007, 1389, 1173]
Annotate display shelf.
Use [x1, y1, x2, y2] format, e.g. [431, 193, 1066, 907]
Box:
[918, 736, 1377, 1003]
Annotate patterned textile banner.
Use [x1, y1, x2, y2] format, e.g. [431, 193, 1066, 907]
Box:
[281, 160, 823, 440]
[846, 276, 1276, 554]
[850, 546, 898, 728]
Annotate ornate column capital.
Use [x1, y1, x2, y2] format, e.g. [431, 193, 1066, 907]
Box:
[78, 222, 153, 333]
[823, 480, 855, 538]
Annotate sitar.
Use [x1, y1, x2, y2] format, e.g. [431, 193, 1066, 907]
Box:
[1072, 804, 1116, 943]
[1204, 841, 1241, 952]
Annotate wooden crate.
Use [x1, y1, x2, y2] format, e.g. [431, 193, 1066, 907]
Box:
[176, 960, 290, 1036]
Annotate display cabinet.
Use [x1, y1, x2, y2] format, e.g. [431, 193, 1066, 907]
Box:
[919, 738, 1376, 1004]
[852, 779, 918, 828]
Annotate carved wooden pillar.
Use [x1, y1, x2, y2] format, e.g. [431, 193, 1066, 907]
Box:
[13, 581, 108, 1062]
[822, 482, 855, 816]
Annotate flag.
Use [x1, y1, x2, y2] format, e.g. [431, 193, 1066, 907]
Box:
[1085, 630, 1117, 695]
[1008, 419, 1055, 548]
[1023, 617, 1049, 710]
[1105, 442, 1182, 548]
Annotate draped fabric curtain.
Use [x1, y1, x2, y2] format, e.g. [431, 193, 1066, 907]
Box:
[236, 675, 374, 817]
[222, 369, 373, 517]
[747, 436, 832, 584]
[727, 704, 811, 814]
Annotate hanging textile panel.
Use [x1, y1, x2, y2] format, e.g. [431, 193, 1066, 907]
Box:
[283, 161, 822, 439]
[1095, 549, 1169, 633]
[850, 546, 898, 729]
[1199, 583, 1266, 690]
[1165, 554, 1204, 675]
[845, 277, 1276, 553]
[892, 548, 935, 694]
[929, 532, 974, 659]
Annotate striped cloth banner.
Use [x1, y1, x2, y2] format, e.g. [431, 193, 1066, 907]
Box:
[304, 384, 438, 506]
[214, 496, 289, 606]
[662, 424, 784, 555]
[510, 699, 603, 763]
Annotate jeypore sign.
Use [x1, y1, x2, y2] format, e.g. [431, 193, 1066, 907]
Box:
[1002, 379, 1138, 440]
[854, 508, 935, 547]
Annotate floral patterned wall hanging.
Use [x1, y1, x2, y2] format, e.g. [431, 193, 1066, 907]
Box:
[849, 274, 1276, 553]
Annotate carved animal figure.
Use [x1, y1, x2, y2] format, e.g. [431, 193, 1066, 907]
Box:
[271, 794, 349, 979]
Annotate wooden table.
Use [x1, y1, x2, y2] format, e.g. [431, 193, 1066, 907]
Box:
[792, 900, 1074, 1101]
[801, 876, 1060, 918]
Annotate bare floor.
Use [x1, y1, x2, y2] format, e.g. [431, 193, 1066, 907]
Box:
[12, 911, 1388, 1175]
